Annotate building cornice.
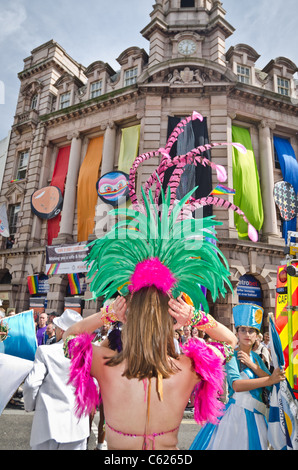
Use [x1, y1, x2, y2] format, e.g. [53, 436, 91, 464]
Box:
[229, 82, 298, 116]
[39, 85, 140, 127]
[219, 238, 285, 257]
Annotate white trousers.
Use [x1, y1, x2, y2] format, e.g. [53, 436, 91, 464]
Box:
[32, 438, 87, 450]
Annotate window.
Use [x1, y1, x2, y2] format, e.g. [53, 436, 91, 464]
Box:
[30, 94, 38, 110]
[181, 0, 195, 6]
[16, 150, 29, 180]
[8, 204, 20, 236]
[237, 65, 250, 84]
[124, 67, 138, 87]
[278, 77, 290, 96]
[60, 92, 71, 109]
[90, 80, 102, 99]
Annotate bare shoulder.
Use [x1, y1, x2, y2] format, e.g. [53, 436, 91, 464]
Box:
[92, 343, 115, 360]
[173, 355, 200, 384]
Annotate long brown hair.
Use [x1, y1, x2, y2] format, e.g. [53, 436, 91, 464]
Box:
[106, 286, 179, 380]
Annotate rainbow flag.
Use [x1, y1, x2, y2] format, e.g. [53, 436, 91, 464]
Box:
[47, 264, 60, 275]
[27, 275, 39, 295]
[67, 273, 81, 295]
[210, 184, 236, 196]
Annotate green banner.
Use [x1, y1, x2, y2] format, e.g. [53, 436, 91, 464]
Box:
[232, 126, 264, 239]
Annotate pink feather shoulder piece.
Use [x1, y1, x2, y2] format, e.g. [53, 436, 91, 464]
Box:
[182, 338, 226, 425]
[67, 333, 100, 418]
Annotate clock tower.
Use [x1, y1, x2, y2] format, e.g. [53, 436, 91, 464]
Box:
[141, 0, 235, 67]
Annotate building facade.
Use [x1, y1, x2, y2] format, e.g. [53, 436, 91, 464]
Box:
[0, 0, 297, 329]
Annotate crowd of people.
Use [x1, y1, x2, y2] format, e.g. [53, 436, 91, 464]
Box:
[2, 298, 283, 451]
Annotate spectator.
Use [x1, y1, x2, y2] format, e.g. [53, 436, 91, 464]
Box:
[45, 322, 56, 345]
[23, 309, 90, 450]
[36, 312, 48, 346]
[253, 333, 271, 370]
[48, 311, 59, 323]
[6, 236, 14, 249]
[181, 325, 191, 344]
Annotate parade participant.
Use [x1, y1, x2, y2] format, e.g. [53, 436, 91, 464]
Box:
[62, 112, 259, 451]
[190, 304, 286, 450]
[23, 309, 90, 450]
[64, 293, 236, 451]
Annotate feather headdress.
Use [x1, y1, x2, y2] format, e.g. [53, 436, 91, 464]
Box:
[85, 111, 257, 310]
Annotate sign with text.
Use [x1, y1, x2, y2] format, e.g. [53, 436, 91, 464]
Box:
[46, 242, 90, 275]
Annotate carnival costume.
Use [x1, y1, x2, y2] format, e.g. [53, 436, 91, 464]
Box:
[190, 303, 272, 450]
[64, 112, 258, 447]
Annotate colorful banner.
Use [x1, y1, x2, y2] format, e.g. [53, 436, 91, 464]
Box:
[210, 184, 236, 196]
[268, 314, 298, 450]
[47, 146, 71, 245]
[118, 125, 140, 174]
[232, 126, 264, 239]
[77, 136, 103, 242]
[67, 273, 81, 295]
[273, 137, 298, 241]
[46, 242, 90, 275]
[0, 203, 10, 237]
[27, 275, 39, 295]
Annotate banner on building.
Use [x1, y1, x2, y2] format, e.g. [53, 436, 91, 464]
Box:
[46, 242, 90, 275]
[0, 203, 10, 237]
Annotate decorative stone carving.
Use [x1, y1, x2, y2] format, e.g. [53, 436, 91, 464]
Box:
[168, 66, 223, 85]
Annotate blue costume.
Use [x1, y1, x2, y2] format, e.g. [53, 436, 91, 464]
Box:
[190, 304, 272, 450]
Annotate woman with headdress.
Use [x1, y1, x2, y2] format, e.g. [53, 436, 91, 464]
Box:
[62, 186, 238, 449]
[61, 112, 253, 451]
[190, 303, 286, 450]
[63, 293, 236, 451]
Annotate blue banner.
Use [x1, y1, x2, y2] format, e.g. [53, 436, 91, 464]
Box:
[0, 310, 37, 361]
[274, 137, 298, 241]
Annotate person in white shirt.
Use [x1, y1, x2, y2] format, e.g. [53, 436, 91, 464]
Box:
[23, 309, 90, 450]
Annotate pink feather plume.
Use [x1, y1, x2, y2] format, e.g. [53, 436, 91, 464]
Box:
[129, 258, 177, 294]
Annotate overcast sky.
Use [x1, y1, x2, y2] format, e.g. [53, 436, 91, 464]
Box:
[0, 0, 297, 140]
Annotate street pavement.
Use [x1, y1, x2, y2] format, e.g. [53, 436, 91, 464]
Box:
[0, 395, 200, 451]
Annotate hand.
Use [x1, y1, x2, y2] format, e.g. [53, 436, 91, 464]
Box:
[168, 296, 194, 330]
[237, 350, 255, 370]
[110, 296, 127, 324]
[269, 368, 286, 385]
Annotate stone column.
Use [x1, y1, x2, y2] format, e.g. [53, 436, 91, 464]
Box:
[101, 122, 116, 175]
[54, 132, 82, 244]
[258, 120, 279, 239]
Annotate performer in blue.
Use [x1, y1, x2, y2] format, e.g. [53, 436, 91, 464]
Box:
[190, 304, 286, 450]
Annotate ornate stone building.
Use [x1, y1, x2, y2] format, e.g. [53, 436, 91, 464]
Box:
[0, 0, 297, 329]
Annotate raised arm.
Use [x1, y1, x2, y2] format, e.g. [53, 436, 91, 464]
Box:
[168, 296, 237, 348]
[62, 296, 127, 341]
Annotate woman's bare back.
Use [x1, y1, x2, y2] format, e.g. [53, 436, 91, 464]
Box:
[91, 345, 199, 450]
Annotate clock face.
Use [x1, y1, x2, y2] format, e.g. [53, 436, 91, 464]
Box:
[178, 39, 196, 56]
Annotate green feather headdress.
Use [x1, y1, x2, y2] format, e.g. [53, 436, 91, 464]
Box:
[84, 111, 248, 312]
[85, 184, 232, 313]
